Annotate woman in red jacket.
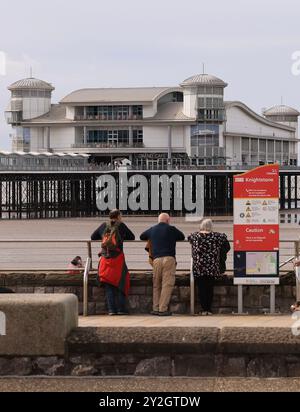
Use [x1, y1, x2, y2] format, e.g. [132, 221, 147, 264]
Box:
[91, 209, 135, 315]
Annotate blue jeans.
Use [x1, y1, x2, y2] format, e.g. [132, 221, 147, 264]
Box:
[105, 283, 126, 313]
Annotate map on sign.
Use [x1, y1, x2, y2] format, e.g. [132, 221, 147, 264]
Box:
[246, 252, 277, 275]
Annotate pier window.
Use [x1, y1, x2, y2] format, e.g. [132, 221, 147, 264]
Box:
[84, 105, 143, 120]
[267, 140, 275, 162]
[116, 130, 129, 144]
[133, 128, 143, 144]
[87, 129, 131, 145]
[88, 130, 108, 143]
[11, 90, 51, 98]
[191, 124, 221, 164]
[132, 105, 143, 118]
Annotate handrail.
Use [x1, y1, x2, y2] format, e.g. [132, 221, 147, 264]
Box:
[0, 239, 297, 274]
[83, 257, 92, 317]
[279, 256, 295, 268]
[0, 238, 299, 317]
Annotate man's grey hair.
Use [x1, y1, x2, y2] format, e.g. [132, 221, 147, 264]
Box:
[199, 218, 213, 232]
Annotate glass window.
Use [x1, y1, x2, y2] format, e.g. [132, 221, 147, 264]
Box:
[172, 92, 183, 102]
[198, 97, 205, 108]
[206, 147, 212, 157]
[283, 141, 289, 153]
[213, 87, 223, 96]
[23, 128, 31, 144]
[242, 138, 249, 152]
[132, 105, 143, 118]
[87, 130, 108, 143]
[206, 135, 213, 145]
[198, 147, 205, 157]
[197, 109, 205, 120]
[206, 98, 213, 108]
[87, 106, 97, 117]
[12, 90, 23, 98]
[133, 128, 143, 144]
[214, 98, 224, 108]
[191, 136, 198, 147]
[275, 141, 281, 152]
[118, 130, 129, 143]
[259, 140, 266, 152]
[251, 139, 258, 152]
[267, 140, 274, 154]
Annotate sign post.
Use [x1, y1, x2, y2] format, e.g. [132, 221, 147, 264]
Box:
[233, 164, 279, 313]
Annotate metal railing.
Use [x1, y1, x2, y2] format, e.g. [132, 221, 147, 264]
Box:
[0, 239, 298, 316]
[83, 257, 92, 317]
[71, 143, 145, 149]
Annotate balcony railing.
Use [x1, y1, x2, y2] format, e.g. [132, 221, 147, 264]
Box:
[74, 115, 143, 121]
[72, 142, 145, 149]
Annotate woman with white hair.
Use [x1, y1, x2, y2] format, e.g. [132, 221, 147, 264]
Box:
[188, 218, 230, 315]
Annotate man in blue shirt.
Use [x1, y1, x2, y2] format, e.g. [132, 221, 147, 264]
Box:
[140, 213, 185, 316]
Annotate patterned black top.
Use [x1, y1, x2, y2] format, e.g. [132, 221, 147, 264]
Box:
[188, 231, 230, 278]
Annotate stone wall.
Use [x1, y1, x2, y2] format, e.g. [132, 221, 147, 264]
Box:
[1, 325, 300, 377]
[2, 353, 300, 377]
[0, 271, 296, 314]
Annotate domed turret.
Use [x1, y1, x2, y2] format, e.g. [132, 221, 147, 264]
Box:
[181, 73, 227, 121]
[263, 105, 299, 118]
[6, 77, 54, 123]
[5, 77, 54, 151]
[263, 105, 299, 137]
[180, 73, 228, 88]
[8, 77, 54, 92]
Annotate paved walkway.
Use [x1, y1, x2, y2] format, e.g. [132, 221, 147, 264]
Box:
[78, 314, 294, 328]
[0, 377, 300, 392]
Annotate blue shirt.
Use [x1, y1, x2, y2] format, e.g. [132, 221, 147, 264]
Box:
[140, 223, 185, 259]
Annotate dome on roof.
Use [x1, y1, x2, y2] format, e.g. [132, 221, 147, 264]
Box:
[8, 77, 54, 91]
[264, 105, 300, 117]
[180, 73, 227, 87]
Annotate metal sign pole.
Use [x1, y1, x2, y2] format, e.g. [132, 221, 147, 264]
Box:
[270, 284, 275, 314]
[190, 258, 195, 315]
[238, 285, 243, 314]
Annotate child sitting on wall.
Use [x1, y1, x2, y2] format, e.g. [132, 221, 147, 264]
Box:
[67, 256, 83, 275]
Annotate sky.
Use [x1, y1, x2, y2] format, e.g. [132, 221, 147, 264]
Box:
[0, 0, 300, 150]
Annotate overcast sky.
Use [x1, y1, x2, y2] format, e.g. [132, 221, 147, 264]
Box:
[0, 0, 300, 150]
